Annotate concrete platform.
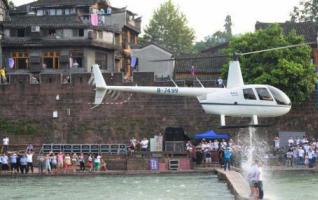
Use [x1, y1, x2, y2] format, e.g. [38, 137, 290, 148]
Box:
[215, 168, 250, 200]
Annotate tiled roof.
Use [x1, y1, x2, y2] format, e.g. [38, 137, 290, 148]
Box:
[12, 0, 98, 14]
[29, 0, 97, 8]
[201, 42, 229, 54]
[174, 56, 225, 73]
[255, 21, 318, 43]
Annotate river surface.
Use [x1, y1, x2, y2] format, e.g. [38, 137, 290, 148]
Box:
[264, 171, 318, 200]
[0, 174, 234, 200]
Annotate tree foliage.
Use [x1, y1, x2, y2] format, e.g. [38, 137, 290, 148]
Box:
[193, 15, 233, 53]
[8, 1, 14, 9]
[142, 0, 195, 55]
[290, 0, 318, 22]
[223, 25, 316, 103]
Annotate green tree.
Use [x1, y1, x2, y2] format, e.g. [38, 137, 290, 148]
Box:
[8, 1, 14, 9]
[142, 0, 195, 55]
[224, 15, 232, 37]
[223, 24, 316, 103]
[290, 0, 318, 22]
[193, 15, 233, 53]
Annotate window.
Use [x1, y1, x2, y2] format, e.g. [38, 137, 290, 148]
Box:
[48, 29, 56, 36]
[37, 10, 44, 16]
[10, 29, 17, 37]
[70, 8, 76, 14]
[98, 31, 103, 39]
[79, 29, 84, 37]
[256, 88, 273, 101]
[95, 51, 107, 70]
[268, 86, 291, 105]
[49, 9, 56, 15]
[42, 51, 60, 69]
[65, 9, 70, 15]
[70, 49, 83, 68]
[243, 88, 256, 100]
[56, 9, 62, 15]
[12, 51, 29, 69]
[17, 29, 25, 37]
[72, 29, 84, 37]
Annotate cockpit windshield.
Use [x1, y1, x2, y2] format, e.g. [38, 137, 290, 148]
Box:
[268, 86, 291, 105]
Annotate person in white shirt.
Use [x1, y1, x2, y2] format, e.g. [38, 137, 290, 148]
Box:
[140, 138, 149, 151]
[1, 154, 9, 171]
[274, 136, 280, 151]
[186, 140, 193, 157]
[213, 140, 219, 150]
[26, 152, 34, 173]
[308, 148, 314, 168]
[216, 77, 224, 87]
[298, 147, 305, 165]
[288, 137, 294, 147]
[2, 136, 9, 153]
[257, 162, 264, 200]
[296, 137, 300, 146]
[247, 160, 260, 199]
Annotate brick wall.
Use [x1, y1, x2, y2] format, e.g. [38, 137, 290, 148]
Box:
[0, 72, 317, 144]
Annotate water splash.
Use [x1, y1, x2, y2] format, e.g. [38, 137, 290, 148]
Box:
[241, 127, 256, 173]
[238, 126, 274, 199]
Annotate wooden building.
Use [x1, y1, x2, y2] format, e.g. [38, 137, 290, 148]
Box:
[0, 0, 9, 67]
[2, 0, 140, 79]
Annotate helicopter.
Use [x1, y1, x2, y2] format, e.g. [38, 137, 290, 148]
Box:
[88, 43, 313, 128]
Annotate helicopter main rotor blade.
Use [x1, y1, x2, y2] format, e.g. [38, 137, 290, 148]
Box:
[150, 54, 230, 62]
[150, 41, 316, 62]
[237, 41, 316, 56]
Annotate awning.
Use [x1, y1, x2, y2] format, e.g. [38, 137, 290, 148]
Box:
[194, 130, 229, 140]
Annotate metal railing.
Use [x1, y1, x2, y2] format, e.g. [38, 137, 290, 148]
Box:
[39, 144, 128, 155]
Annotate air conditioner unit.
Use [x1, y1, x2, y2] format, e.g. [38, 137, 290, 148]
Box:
[31, 26, 40, 32]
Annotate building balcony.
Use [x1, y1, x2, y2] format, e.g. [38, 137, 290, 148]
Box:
[2, 36, 121, 50]
[80, 14, 140, 33]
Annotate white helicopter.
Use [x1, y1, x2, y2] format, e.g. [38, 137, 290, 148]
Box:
[88, 44, 311, 128]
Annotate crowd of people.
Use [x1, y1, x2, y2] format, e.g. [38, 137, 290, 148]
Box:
[0, 150, 34, 174]
[186, 138, 242, 170]
[0, 151, 107, 174]
[274, 136, 318, 168]
[128, 137, 150, 154]
[37, 152, 106, 174]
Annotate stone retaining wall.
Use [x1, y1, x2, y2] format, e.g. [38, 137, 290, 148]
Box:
[0, 72, 317, 143]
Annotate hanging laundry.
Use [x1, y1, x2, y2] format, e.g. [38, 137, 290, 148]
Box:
[131, 56, 138, 70]
[8, 58, 14, 69]
[69, 57, 73, 68]
[91, 14, 98, 26]
[106, 7, 112, 15]
[99, 9, 105, 15]
[191, 65, 196, 76]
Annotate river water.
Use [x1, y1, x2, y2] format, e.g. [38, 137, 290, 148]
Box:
[0, 174, 234, 200]
[264, 171, 318, 200]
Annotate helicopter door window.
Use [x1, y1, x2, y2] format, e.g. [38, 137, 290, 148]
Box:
[256, 88, 273, 101]
[243, 88, 256, 100]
